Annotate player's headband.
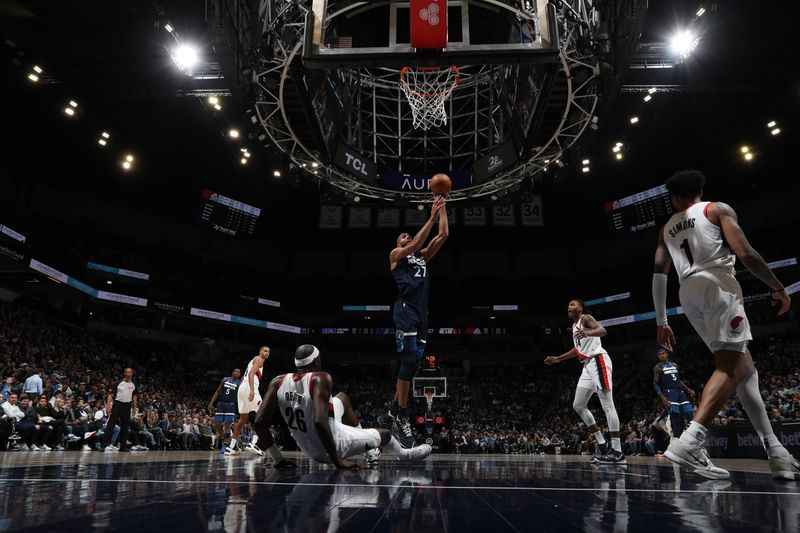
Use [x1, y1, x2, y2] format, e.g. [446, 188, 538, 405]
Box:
[295, 346, 319, 367]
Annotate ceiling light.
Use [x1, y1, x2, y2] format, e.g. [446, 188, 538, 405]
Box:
[311, 162, 319, 168]
[240, 158, 247, 165]
[125, 154, 134, 162]
[744, 152, 753, 161]
[582, 159, 590, 165]
[630, 116, 639, 124]
[64, 107, 75, 116]
[417, 204, 425, 211]
[615, 153, 623, 160]
[101, 132, 110, 139]
[165, 23, 174, 33]
[543, 159, 550, 164]
[648, 87, 657, 94]
[581, 166, 590, 173]
[615, 141, 623, 146]
[643, 95, 652, 102]
[69, 100, 78, 108]
[243, 152, 251, 159]
[106, 280, 112, 285]
[98, 139, 107, 146]
[696, 7, 706, 17]
[229, 129, 239, 139]
[612, 145, 621, 153]
[771, 128, 781, 135]
[213, 104, 221, 111]
[122, 161, 132, 170]
[740, 146, 749, 154]
[33, 65, 43, 74]
[670, 30, 699, 59]
[27, 73, 39, 82]
[767, 121, 776, 128]
[172, 44, 200, 72]
[353, 196, 361, 203]
[208, 96, 219, 105]
[273, 170, 281, 177]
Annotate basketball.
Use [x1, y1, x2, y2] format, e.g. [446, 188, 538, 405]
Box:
[429, 173, 452, 196]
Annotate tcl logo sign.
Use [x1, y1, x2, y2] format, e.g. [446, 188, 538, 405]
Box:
[419, 2, 441, 26]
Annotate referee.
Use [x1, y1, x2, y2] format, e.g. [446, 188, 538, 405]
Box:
[100, 367, 138, 452]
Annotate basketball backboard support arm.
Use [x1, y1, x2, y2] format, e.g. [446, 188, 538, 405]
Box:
[303, 1, 560, 69]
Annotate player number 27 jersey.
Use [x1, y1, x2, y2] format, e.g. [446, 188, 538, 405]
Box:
[662, 201, 736, 282]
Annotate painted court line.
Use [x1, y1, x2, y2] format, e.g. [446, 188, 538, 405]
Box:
[0, 477, 798, 496]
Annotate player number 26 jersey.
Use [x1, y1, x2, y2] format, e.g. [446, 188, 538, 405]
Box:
[277, 373, 327, 458]
[662, 201, 736, 282]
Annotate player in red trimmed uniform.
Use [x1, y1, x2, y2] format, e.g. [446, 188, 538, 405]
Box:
[653, 170, 798, 480]
[225, 346, 270, 456]
[545, 299, 624, 464]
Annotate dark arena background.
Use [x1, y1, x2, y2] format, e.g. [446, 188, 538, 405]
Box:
[1, 0, 799, 531]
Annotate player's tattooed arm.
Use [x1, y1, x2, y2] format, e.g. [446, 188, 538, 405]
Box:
[575, 314, 606, 338]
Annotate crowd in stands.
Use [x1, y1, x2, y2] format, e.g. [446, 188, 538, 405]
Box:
[1, 302, 798, 456]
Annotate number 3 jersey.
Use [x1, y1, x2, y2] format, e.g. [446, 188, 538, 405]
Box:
[392, 253, 429, 307]
[662, 201, 736, 283]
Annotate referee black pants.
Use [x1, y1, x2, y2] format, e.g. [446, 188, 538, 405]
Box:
[102, 401, 131, 450]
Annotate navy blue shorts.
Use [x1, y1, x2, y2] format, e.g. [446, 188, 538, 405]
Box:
[394, 300, 428, 352]
[665, 389, 694, 414]
[214, 402, 237, 423]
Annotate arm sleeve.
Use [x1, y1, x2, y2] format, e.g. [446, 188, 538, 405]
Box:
[652, 273, 669, 326]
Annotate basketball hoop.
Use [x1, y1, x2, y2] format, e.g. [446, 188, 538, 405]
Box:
[423, 387, 436, 410]
[400, 66, 460, 130]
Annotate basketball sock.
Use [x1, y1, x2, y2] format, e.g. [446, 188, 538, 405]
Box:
[593, 431, 606, 445]
[679, 421, 707, 446]
[611, 438, 622, 453]
[736, 370, 789, 457]
[229, 438, 238, 450]
[251, 435, 259, 446]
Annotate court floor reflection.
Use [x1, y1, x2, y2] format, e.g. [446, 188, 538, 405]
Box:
[0, 452, 798, 532]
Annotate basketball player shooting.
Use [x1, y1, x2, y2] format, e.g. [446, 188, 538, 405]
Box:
[380, 189, 448, 448]
[545, 299, 625, 464]
[253, 344, 432, 468]
[652, 170, 797, 480]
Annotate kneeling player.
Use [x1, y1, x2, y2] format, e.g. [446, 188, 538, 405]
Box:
[253, 344, 432, 468]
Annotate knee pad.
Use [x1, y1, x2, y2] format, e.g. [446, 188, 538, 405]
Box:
[398, 350, 421, 381]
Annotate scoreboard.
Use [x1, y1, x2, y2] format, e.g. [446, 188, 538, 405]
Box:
[604, 185, 674, 233]
[200, 189, 261, 236]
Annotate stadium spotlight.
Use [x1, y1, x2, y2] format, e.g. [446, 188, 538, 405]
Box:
[33, 65, 43, 74]
[273, 170, 281, 177]
[102, 132, 110, 139]
[229, 129, 239, 139]
[740, 145, 749, 154]
[630, 116, 639, 124]
[544, 159, 550, 164]
[243, 152, 251, 159]
[164, 23, 174, 33]
[643, 95, 652, 102]
[581, 166, 590, 173]
[417, 204, 425, 211]
[125, 154, 134, 162]
[670, 30, 699, 60]
[771, 128, 781, 136]
[767, 121, 776, 128]
[213, 104, 222, 111]
[744, 152, 753, 161]
[582, 159, 590, 165]
[171, 44, 200, 72]
[27, 73, 39, 82]
[648, 87, 657, 94]
[696, 7, 706, 17]
[311, 162, 319, 168]
[98, 139, 107, 146]
[106, 280, 112, 285]
[69, 100, 78, 108]
[208, 96, 219, 105]
[615, 153, 623, 160]
[240, 157, 247, 165]
[121, 161, 132, 170]
[612, 145, 621, 153]
[64, 107, 75, 116]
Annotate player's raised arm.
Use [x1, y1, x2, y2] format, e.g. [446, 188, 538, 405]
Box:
[653, 228, 676, 350]
[710, 202, 791, 315]
[390, 197, 445, 264]
[311, 373, 358, 469]
[253, 375, 294, 467]
[421, 201, 449, 263]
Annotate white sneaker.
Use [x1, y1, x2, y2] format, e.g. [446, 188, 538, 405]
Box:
[53, 445, 64, 451]
[105, 445, 118, 452]
[664, 437, 729, 480]
[769, 452, 800, 481]
[30, 444, 40, 451]
[82, 444, 92, 452]
[365, 448, 381, 464]
[400, 444, 432, 462]
[244, 443, 264, 456]
[223, 446, 239, 456]
[39, 444, 51, 451]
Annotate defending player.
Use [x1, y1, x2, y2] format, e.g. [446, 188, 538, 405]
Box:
[208, 367, 242, 452]
[379, 195, 448, 447]
[225, 346, 270, 455]
[253, 344, 432, 468]
[545, 299, 625, 464]
[653, 348, 695, 438]
[653, 170, 798, 480]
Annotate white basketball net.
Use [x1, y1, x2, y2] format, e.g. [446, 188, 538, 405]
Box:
[400, 66, 460, 130]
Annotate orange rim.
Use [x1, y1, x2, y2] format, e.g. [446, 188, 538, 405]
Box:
[400, 66, 460, 99]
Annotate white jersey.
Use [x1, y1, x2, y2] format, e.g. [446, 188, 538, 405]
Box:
[662, 201, 736, 283]
[276, 372, 330, 461]
[243, 357, 262, 388]
[573, 315, 607, 363]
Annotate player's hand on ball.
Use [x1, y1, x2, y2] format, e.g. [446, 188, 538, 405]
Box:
[273, 458, 296, 468]
[544, 356, 558, 366]
[657, 325, 676, 351]
[335, 459, 360, 470]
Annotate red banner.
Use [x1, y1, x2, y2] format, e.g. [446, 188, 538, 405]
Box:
[414, 416, 447, 425]
[410, 0, 448, 49]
